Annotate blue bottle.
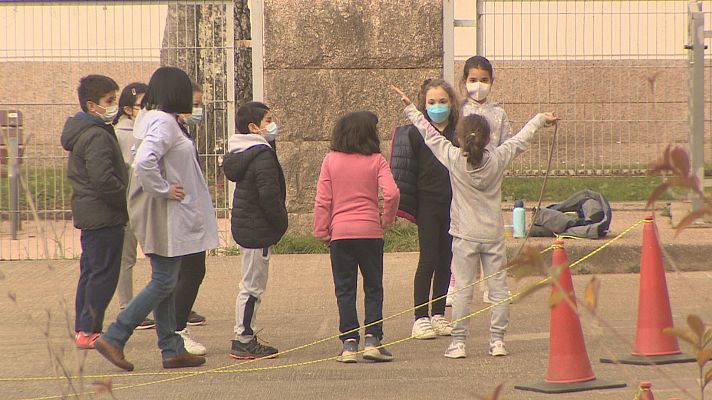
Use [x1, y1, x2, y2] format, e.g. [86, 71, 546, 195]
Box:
[513, 199, 526, 238]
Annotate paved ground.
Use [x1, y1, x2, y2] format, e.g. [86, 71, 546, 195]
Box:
[0, 248, 711, 400]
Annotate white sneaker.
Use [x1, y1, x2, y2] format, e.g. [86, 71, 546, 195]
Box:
[444, 340, 466, 359]
[412, 317, 437, 340]
[430, 314, 453, 336]
[489, 340, 508, 357]
[177, 328, 207, 355]
[445, 286, 455, 307]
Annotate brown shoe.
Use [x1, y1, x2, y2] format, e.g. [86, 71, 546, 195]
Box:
[94, 337, 134, 371]
[162, 352, 206, 369]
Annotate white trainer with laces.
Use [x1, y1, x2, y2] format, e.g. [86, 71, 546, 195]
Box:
[489, 340, 508, 357]
[412, 317, 437, 339]
[430, 314, 453, 336]
[444, 340, 466, 359]
[177, 328, 207, 356]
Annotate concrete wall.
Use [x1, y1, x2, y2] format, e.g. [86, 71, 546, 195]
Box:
[262, 0, 443, 233]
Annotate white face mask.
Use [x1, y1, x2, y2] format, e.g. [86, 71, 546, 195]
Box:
[262, 122, 279, 141]
[97, 104, 119, 123]
[466, 82, 491, 102]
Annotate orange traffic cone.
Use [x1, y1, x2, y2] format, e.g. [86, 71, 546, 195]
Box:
[600, 216, 695, 365]
[637, 382, 655, 400]
[516, 240, 626, 394]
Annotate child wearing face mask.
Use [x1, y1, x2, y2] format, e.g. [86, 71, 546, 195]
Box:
[112, 82, 157, 331]
[222, 101, 287, 360]
[447, 56, 515, 305]
[61, 75, 128, 350]
[392, 85, 558, 359]
[389, 79, 460, 340]
[171, 80, 210, 356]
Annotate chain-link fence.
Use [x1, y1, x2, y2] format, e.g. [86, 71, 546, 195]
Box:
[0, 1, 237, 260]
[1, 1, 710, 260]
[454, 0, 710, 176]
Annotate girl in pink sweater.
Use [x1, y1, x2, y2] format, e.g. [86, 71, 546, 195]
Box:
[313, 111, 400, 363]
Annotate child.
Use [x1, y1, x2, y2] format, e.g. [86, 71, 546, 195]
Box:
[112, 82, 155, 330]
[391, 85, 557, 359]
[314, 111, 400, 363]
[60, 75, 128, 350]
[223, 101, 287, 359]
[449, 55, 514, 304]
[390, 79, 459, 339]
[173, 80, 208, 355]
[94, 67, 219, 371]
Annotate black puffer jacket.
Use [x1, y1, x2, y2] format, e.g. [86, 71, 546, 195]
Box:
[389, 124, 458, 222]
[223, 134, 288, 248]
[60, 112, 128, 230]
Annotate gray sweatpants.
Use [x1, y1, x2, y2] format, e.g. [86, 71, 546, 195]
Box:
[234, 246, 271, 343]
[117, 222, 138, 309]
[451, 237, 509, 342]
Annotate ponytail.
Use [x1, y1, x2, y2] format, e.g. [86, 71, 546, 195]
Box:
[456, 114, 491, 167]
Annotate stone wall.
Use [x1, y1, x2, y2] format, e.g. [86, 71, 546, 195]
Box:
[262, 0, 444, 233]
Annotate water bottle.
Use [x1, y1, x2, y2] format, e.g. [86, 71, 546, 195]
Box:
[513, 199, 526, 238]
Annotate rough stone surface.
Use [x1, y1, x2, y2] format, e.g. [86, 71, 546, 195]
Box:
[264, 0, 443, 69]
[264, 68, 442, 142]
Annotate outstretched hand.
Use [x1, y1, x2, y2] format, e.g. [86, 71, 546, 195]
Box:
[542, 112, 559, 127]
[390, 86, 412, 106]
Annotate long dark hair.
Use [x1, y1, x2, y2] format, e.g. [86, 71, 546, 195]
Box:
[456, 114, 491, 167]
[114, 82, 148, 124]
[330, 111, 381, 155]
[416, 78, 460, 128]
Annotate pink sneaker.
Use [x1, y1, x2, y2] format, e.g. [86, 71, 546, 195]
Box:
[75, 331, 100, 349]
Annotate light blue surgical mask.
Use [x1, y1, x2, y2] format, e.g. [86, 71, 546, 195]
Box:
[262, 122, 279, 142]
[426, 104, 450, 124]
[185, 107, 203, 125]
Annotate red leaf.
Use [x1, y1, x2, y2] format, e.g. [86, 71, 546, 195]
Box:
[670, 146, 691, 177]
[675, 208, 712, 237]
[646, 182, 671, 209]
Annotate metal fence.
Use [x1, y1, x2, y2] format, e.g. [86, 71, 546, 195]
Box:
[451, 0, 711, 176]
[1, 1, 710, 260]
[0, 1, 236, 260]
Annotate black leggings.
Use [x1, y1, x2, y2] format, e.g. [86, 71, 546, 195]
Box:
[174, 251, 206, 331]
[413, 202, 452, 319]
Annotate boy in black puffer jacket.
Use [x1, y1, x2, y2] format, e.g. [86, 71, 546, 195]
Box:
[60, 75, 127, 350]
[222, 101, 287, 360]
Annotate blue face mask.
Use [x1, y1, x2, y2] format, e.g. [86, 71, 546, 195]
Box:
[185, 107, 203, 125]
[426, 104, 450, 124]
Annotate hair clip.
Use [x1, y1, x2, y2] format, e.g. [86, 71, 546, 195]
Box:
[131, 88, 137, 96]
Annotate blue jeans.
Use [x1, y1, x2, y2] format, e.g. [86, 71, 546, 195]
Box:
[102, 254, 185, 359]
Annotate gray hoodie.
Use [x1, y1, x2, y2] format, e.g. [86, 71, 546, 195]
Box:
[405, 104, 546, 243]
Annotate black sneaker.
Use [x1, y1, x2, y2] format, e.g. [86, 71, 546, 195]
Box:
[229, 337, 278, 360]
[136, 318, 156, 330]
[186, 310, 206, 326]
[362, 335, 393, 362]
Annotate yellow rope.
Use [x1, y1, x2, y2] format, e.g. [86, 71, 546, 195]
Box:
[10, 219, 646, 400]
